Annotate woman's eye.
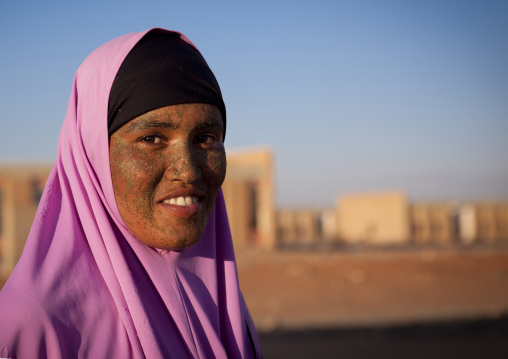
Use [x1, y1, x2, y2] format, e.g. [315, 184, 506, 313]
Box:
[197, 134, 217, 145]
[140, 135, 163, 144]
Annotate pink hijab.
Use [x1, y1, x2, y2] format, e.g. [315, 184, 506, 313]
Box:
[0, 28, 261, 358]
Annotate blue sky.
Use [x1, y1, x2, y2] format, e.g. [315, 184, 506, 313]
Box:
[1, 0, 507, 207]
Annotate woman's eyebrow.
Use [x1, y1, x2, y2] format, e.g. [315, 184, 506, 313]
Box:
[193, 120, 223, 130]
[124, 120, 179, 132]
[192, 113, 224, 129]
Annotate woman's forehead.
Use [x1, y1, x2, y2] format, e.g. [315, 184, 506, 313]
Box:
[120, 104, 223, 134]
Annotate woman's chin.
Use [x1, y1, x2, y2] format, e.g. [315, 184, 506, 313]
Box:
[142, 236, 202, 252]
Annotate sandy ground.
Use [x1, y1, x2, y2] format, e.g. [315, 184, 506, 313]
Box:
[236, 247, 508, 330]
[236, 247, 508, 358]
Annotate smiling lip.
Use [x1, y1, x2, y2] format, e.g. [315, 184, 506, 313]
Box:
[157, 188, 205, 218]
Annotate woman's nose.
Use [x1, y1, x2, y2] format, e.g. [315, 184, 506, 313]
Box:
[163, 145, 202, 183]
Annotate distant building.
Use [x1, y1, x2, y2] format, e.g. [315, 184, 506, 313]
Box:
[276, 208, 338, 247]
[458, 202, 508, 244]
[410, 203, 457, 246]
[334, 191, 508, 247]
[277, 209, 322, 246]
[275, 191, 508, 248]
[0, 165, 51, 277]
[336, 191, 410, 245]
[409, 201, 508, 246]
[222, 146, 277, 250]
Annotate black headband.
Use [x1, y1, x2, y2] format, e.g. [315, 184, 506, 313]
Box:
[108, 29, 226, 138]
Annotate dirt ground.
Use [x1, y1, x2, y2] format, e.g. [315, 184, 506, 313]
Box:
[236, 247, 508, 358]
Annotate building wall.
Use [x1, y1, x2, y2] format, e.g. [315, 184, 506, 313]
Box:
[497, 205, 508, 240]
[0, 165, 51, 277]
[277, 209, 326, 246]
[457, 202, 508, 244]
[222, 146, 276, 250]
[277, 209, 298, 245]
[458, 205, 477, 244]
[410, 204, 457, 245]
[320, 209, 337, 243]
[336, 191, 409, 245]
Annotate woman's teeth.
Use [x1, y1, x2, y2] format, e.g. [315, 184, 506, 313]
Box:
[163, 196, 198, 206]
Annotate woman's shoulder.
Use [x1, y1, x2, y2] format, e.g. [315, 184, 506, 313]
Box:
[0, 286, 75, 358]
[0, 280, 132, 358]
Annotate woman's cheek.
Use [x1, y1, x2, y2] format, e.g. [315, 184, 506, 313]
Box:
[205, 148, 227, 186]
[114, 150, 161, 204]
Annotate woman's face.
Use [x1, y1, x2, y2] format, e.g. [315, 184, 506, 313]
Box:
[109, 103, 226, 250]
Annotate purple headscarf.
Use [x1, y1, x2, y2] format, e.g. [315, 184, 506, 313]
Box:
[0, 28, 261, 358]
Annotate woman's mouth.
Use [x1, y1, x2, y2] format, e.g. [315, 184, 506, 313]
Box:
[158, 192, 203, 218]
[163, 196, 198, 207]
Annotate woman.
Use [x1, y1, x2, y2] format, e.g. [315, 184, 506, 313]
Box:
[0, 28, 261, 358]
